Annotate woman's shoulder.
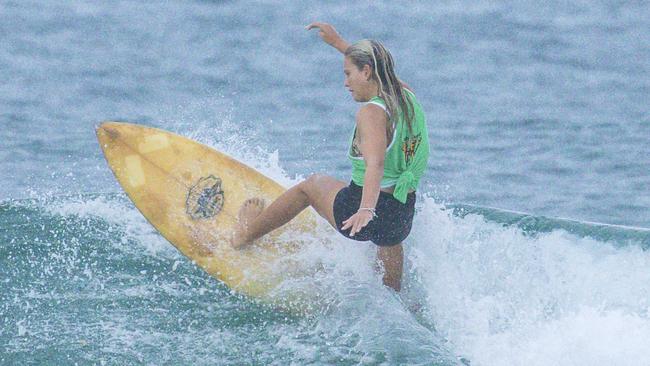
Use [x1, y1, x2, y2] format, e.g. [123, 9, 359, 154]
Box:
[357, 102, 389, 120]
[365, 97, 387, 111]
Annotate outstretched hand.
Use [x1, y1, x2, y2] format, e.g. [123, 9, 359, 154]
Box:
[341, 210, 374, 237]
[305, 22, 349, 53]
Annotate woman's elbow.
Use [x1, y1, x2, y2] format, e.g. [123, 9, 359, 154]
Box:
[364, 159, 384, 170]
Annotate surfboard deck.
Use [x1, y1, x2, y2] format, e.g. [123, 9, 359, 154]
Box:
[96, 122, 317, 301]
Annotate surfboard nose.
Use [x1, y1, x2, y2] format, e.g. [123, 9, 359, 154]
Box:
[96, 121, 122, 142]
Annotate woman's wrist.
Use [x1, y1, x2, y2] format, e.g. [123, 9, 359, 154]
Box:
[333, 39, 349, 54]
[357, 207, 377, 219]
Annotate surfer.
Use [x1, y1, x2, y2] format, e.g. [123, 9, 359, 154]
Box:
[232, 22, 429, 292]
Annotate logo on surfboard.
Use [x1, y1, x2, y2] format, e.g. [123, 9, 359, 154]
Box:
[186, 175, 224, 220]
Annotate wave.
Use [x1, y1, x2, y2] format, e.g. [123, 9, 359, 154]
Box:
[3, 193, 650, 365]
[0, 194, 463, 365]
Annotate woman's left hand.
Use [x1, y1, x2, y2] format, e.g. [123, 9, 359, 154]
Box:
[341, 210, 374, 237]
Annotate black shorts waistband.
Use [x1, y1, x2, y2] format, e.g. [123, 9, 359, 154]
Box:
[348, 181, 416, 201]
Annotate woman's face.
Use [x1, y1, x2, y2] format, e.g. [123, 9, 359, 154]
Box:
[344, 56, 377, 102]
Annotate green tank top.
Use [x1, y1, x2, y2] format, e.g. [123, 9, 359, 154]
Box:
[348, 88, 430, 203]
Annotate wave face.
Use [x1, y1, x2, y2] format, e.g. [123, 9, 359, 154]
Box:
[2, 193, 650, 365]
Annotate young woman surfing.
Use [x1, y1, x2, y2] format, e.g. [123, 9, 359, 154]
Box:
[231, 22, 429, 292]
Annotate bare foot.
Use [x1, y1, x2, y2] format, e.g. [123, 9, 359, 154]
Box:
[231, 198, 265, 249]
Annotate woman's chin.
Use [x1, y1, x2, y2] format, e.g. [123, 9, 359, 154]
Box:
[352, 94, 368, 103]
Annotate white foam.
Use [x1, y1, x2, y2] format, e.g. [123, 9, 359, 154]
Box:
[46, 196, 178, 258]
[477, 307, 650, 366]
[411, 195, 650, 365]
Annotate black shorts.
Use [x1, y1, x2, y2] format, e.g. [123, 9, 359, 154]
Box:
[333, 181, 416, 246]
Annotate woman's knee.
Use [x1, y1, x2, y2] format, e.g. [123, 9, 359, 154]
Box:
[298, 173, 344, 210]
[298, 174, 327, 196]
[305, 173, 327, 185]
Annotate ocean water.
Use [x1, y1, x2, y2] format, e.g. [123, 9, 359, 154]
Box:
[1, 1, 649, 365]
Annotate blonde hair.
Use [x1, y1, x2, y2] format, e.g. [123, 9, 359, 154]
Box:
[345, 39, 415, 133]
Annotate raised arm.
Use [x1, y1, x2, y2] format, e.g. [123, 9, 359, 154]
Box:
[305, 22, 350, 54]
[306, 22, 413, 92]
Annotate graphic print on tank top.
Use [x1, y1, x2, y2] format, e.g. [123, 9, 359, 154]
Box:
[401, 132, 422, 165]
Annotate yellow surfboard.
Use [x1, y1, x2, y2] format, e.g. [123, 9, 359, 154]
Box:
[96, 122, 317, 303]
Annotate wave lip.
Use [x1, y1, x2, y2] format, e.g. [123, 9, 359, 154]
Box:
[448, 203, 650, 249]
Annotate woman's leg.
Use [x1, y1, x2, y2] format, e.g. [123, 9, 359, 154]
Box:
[232, 174, 347, 248]
[376, 243, 403, 292]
